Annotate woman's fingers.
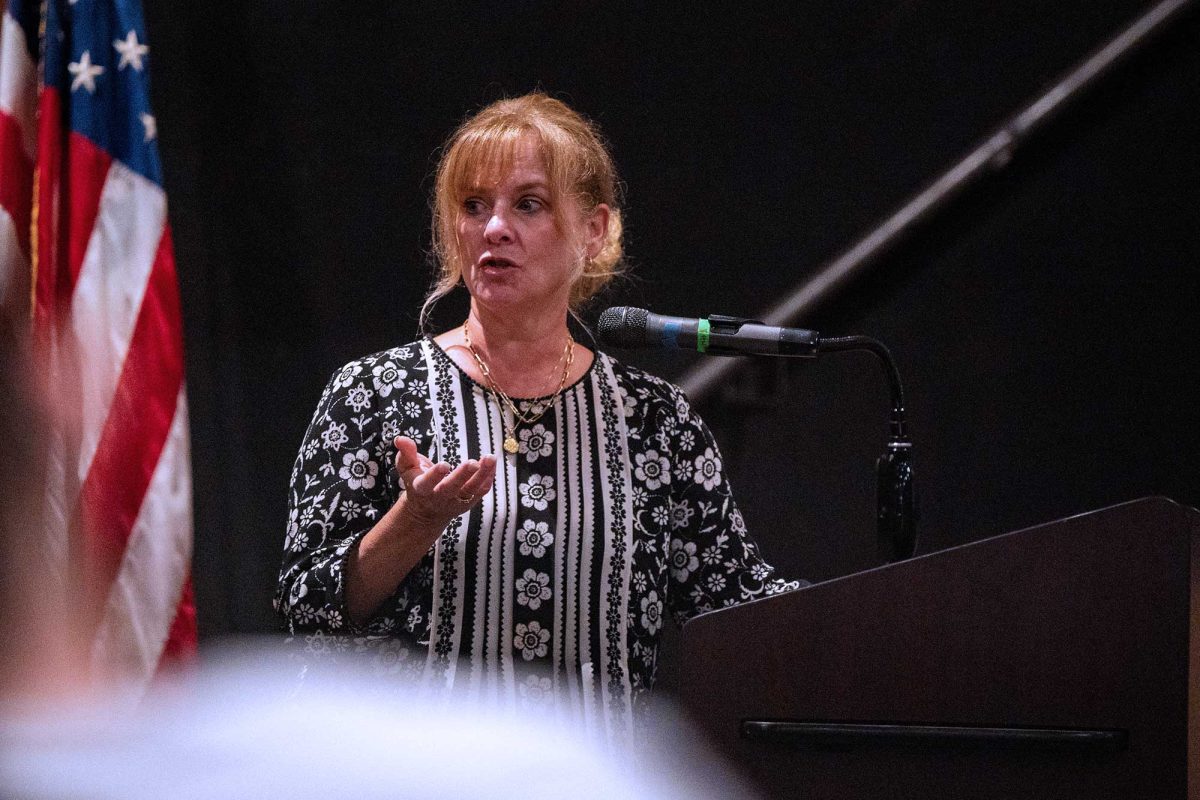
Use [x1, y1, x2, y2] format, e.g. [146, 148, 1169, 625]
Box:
[427, 456, 496, 505]
[394, 437, 434, 479]
[432, 459, 483, 500]
[395, 436, 447, 487]
[392, 438, 497, 520]
[409, 461, 451, 493]
[394, 436, 421, 474]
[457, 455, 497, 500]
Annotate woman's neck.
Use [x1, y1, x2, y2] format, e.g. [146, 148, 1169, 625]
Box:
[435, 303, 592, 398]
[468, 304, 569, 362]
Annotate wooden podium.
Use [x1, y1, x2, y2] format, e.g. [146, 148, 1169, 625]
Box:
[679, 497, 1200, 799]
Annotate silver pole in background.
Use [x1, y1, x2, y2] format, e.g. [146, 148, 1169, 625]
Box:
[679, 0, 1196, 403]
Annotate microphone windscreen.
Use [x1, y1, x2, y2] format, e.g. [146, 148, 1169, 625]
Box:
[597, 306, 649, 348]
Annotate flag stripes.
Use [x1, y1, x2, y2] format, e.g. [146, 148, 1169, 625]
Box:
[79, 220, 181, 604]
[70, 153, 162, 478]
[2, 0, 196, 695]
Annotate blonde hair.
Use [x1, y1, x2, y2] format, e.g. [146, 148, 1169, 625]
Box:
[422, 93, 624, 329]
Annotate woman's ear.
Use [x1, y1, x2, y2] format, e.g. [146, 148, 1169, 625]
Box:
[585, 204, 610, 259]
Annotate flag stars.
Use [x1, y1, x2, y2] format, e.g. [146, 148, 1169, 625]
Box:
[114, 30, 149, 71]
[68, 50, 105, 94]
[140, 113, 157, 143]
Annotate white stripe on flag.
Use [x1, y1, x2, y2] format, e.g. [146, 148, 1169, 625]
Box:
[70, 161, 166, 482]
[0, 10, 37, 159]
[90, 387, 192, 691]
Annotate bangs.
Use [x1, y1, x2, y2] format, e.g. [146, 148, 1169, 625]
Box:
[443, 123, 542, 203]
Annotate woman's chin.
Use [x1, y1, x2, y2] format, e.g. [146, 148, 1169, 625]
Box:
[472, 280, 544, 309]
[467, 275, 571, 319]
[469, 282, 527, 311]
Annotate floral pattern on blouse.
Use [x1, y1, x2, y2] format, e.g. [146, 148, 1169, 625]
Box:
[275, 339, 801, 734]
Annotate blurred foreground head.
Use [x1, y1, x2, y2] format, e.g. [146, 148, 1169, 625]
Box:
[0, 324, 87, 707]
[1, 639, 761, 799]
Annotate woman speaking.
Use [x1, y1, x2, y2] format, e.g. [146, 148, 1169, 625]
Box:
[275, 93, 799, 741]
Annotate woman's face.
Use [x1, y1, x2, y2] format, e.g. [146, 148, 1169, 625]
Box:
[457, 136, 606, 317]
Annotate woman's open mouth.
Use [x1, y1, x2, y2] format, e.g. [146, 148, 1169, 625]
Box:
[478, 257, 518, 276]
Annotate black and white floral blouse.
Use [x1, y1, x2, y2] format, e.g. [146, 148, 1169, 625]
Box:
[275, 339, 800, 742]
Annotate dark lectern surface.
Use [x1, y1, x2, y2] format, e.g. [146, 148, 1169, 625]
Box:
[679, 497, 1200, 800]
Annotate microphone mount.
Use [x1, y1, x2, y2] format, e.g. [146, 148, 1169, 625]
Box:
[701, 314, 821, 357]
[597, 305, 917, 562]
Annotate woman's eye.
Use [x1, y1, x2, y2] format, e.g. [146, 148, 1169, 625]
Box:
[517, 197, 545, 213]
[463, 199, 485, 215]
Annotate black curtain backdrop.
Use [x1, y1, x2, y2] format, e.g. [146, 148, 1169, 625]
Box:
[144, 1, 1200, 674]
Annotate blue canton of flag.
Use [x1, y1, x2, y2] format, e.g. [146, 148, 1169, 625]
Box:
[45, 0, 162, 184]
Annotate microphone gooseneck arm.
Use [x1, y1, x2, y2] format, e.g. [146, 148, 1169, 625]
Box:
[815, 335, 905, 439]
[814, 335, 917, 563]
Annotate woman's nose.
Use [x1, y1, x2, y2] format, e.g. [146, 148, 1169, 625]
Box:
[484, 210, 513, 243]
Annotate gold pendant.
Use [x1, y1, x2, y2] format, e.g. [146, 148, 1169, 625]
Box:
[503, 436, 520, 454]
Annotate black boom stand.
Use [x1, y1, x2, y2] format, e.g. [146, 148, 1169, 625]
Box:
[698, 314, 918, 563]
[814, 335, 917, 562]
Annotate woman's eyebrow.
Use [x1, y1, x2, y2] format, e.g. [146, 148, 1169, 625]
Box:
[463, 181, 549, 195]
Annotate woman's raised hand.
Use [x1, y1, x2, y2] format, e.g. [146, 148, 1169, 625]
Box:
[343, 436, 496, 626]
[393, 436, 497, 531]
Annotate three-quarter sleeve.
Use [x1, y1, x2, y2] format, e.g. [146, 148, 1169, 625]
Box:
[274, 357, 404, 636]
[662, 387, 803, 626]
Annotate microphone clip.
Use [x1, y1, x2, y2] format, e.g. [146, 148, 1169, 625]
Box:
[702, 315, 763, 356]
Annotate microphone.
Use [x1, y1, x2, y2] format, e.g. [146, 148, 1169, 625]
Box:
[597, 306, 820, 357]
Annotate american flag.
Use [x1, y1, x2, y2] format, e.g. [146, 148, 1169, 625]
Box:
[0, 0, 196, 692]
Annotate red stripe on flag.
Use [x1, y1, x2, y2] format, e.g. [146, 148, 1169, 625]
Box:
[0, 110, 33, 259]
[32, 105, 110, 333]
[65, 133, 112, 286]
[157, 576, 198, 671]
[78, 226, 184, 619]
[33, 86, 64, 339]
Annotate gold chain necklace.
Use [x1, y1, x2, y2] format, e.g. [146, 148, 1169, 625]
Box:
[462, 322, 574, 455]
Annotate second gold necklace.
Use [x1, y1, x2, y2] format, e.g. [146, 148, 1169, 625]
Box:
[462, 323, 574, 455]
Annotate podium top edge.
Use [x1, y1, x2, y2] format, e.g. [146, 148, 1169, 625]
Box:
[683, 496, 1196, 629]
